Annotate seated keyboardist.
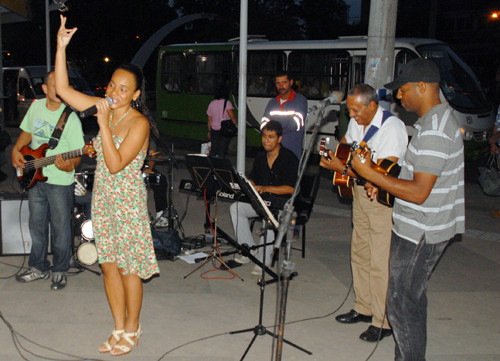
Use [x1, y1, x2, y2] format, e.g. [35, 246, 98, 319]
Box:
[230, 120, 299, 275]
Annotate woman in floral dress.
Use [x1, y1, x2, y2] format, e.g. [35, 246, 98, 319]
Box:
[55, 16, 159, 357]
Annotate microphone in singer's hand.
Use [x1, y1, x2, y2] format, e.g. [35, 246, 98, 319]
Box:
[79, 97, 114, 118]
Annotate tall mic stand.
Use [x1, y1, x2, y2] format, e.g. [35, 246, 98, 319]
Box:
[230, 214, 310, 360]
[270, 101, 328, 360]
[157, 143, 180, 232]
[228, 173, 310, 360]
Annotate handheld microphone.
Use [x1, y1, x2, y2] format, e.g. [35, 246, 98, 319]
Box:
[79, 97, 114, 118]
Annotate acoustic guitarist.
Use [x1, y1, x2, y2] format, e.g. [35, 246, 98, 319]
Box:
[11, 71, 84, 290]
[319, 84, 407, 342]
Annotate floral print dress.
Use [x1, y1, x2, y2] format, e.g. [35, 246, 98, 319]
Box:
[92, 133, 159, 279]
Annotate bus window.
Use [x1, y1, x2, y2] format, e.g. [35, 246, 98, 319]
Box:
[288, 50, 350, 100]
[350, 56, 366, 88]
[394, 50, 418, 79]
[18, 77, 35, 100]
[416, 43, 490, 113]
[235, 51, 284, 97]
[185, 52, 231, 94]
[160, 52, 182, 93]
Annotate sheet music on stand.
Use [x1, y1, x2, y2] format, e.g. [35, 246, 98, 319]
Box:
[234, 171, 279, 229]
[185, 153, 241, 198]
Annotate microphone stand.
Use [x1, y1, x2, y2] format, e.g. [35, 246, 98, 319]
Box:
[270, 100, 329, 360]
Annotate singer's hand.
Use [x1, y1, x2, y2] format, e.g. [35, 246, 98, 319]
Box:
[57, 15, 77, 49]
[95, 98, 112, 130]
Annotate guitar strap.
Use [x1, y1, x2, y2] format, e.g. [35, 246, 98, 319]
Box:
[48, 105, 73, 149]
[362, 110, 393, 144]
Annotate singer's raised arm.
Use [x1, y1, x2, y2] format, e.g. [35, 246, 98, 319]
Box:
[55, 15, 99, 112]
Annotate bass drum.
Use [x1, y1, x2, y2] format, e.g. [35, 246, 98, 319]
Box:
[77, 241, 98, 266]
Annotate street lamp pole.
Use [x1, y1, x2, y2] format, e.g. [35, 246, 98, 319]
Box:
[45, 0, 50, 72]
[45, 0, 68, 72]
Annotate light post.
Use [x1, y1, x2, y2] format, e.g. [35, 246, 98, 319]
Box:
[45, 0, 68, 72]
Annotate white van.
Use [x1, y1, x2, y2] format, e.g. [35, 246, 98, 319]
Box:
[2, 66, 93, 124]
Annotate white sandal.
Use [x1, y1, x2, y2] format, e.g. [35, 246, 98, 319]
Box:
[110, 325, 142, 356]
[99, 329, 124, 353]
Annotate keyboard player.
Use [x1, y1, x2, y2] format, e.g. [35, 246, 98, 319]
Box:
[230, 120, 299, 275]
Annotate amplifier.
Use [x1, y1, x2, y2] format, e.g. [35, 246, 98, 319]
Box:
[0, 194, 34, 255]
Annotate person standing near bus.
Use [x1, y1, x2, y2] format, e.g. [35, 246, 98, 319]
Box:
[207, 84, 237, 158]
[261, 71, 307, 160]
[351, 58, 465, 361]
[320, 84, 408, 343]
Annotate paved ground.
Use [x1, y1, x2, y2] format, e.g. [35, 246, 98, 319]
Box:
[0, 127, 499, 361]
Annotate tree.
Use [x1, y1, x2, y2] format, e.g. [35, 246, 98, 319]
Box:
[297, 0, 349, 39]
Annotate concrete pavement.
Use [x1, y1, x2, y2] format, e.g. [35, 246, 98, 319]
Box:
[0, 128, 499, 361]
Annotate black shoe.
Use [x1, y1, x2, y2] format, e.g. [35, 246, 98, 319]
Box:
[359, 326, 392, 342]
[335, 310, 372, 324]
[50, 274, 67, 290]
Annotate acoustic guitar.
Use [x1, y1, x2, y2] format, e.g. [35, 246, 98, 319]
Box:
[16, 143, 96, 191]
[320, 139, 400, 207]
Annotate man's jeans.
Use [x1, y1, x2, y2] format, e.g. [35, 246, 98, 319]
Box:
[28, 182, 74, 275]
[387, 232, 448, 361]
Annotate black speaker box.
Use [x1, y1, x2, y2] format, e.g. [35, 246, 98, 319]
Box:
[0, 194, 33, 255]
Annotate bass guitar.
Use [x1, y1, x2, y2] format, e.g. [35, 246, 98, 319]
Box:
[16, 143, 96, 191]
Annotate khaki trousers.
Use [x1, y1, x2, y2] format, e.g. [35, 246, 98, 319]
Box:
[351, 185, 392, 329]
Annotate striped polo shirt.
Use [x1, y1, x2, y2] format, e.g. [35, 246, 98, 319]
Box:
[392, 103, 465, 245]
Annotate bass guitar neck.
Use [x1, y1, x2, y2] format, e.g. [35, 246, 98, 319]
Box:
[16, 143, 96, 191]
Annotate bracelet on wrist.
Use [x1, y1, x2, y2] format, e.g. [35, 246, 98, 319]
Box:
[341, 164, 349, 176]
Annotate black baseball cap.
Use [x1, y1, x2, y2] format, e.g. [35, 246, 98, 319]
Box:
[384, 58, 441, 90]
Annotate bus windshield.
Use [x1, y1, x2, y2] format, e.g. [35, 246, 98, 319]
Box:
[416, 43, 490, 113]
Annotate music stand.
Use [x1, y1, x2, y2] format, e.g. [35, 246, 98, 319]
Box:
[183, 154, 244, 280]
[183, 155, 279, 281]
[229, 170, 310, 360]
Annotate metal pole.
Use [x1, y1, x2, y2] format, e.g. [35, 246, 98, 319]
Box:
[364, 0, 398, 93]
[0, 12, 4, 130]
[236, 0, 248, 173]
[45, 0, 51, 72]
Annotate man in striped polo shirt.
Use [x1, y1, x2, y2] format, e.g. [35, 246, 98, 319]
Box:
[351, 58, 465, 361]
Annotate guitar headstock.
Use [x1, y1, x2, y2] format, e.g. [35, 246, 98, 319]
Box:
[319, 138, 332, 160]
[352, 141, 372, 163]
[83, 143, 96, 158]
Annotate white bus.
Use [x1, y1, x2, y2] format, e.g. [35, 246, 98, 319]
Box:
[156, 36, 495, 151]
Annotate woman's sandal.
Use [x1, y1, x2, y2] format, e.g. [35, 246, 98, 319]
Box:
[110, 325, 142, 356]
[98, 329, 124, 353]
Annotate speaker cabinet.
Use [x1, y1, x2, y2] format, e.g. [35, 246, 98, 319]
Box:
[0, 194, 34, 255]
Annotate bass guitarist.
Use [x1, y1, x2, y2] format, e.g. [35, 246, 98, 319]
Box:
[11, 71, 84, 290]
[319, 84, 407, 342]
